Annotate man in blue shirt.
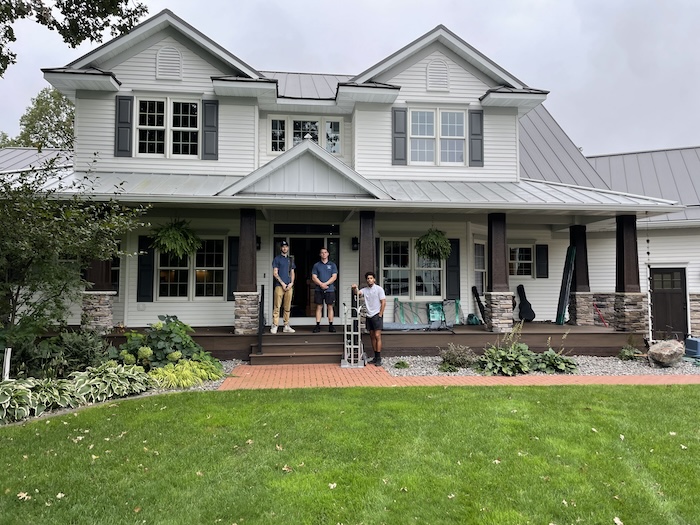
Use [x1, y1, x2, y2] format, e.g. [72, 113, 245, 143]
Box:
[271, 240, 296, 334]
[311, 247, 338, 332]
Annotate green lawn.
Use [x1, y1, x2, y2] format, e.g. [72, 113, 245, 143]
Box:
[1, 385, 699, 525]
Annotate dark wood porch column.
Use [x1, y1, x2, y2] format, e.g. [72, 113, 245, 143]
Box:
[83, 259, 112, 290]
[615, 215, 640, 293]
[237, 208, 257, 292]
[82, 259, 115, 333]
[359, 211, 376, 282]
[487, 213, 509, 292]
[570, 225, 590, 292]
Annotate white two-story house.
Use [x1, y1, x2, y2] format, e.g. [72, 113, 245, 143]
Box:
[41, 9, 678, 343]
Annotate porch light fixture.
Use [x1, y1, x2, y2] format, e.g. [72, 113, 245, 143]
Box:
[351, 237, 359, 251]
[256, 236, 261, 250]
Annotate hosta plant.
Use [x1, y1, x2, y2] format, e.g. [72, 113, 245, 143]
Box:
[0, 380, 35, 424]
[71, 361, 155, 403]
[533, 349, 578, 374]
[476, 323, 536, 376]
[149, 359, 224, 389]
[26, 377, 84, 416]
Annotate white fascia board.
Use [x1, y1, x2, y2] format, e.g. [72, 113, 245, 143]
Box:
[480, 92, 548, 113]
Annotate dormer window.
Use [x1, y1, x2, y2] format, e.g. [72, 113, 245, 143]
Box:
[269, 116, 343, 155]
[137, 98, 199, 157]
[409, 109, 465, 165]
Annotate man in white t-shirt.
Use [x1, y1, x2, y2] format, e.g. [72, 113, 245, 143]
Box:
[351, 272, 386, 366]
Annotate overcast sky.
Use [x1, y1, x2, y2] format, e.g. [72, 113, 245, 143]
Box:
[0, 0, 698, 156]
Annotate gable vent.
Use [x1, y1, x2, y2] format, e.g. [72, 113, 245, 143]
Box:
[427, 59, 449, 91]
[156, 46, 183, 80]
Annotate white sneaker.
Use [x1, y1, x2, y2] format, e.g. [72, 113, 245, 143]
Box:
[283, 325, 295, 333]
[270, 325, 278, 334]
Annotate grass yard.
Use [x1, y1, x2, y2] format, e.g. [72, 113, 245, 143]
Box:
[1, 385, 699, 525]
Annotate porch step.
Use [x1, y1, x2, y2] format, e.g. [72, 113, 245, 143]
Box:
[249, 333, 345, 365]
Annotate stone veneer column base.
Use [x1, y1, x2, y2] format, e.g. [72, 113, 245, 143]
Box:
[234, 292, 260, 335]
[485, 291, 514, 333]
[614, 292, 649, 333]
[689, 294, 700, 335]
[81, 291, 116, 334]
[569, 292, 595, 326]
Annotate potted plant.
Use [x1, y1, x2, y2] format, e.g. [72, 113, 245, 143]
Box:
[415, 228, 451, 261]
[150, 219, 201, 258]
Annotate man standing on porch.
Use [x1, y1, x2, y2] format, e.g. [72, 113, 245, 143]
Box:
[352, 272, 386, 366]
[271, 241, 296, 334]
[312, 247, 338, 333]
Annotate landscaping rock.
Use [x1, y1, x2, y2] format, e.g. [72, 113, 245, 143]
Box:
[647, 340, 685, 367]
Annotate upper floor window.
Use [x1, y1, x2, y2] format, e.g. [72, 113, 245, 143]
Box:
[381, 239, 443, 299]
[137, 98, 199, 157]
[269, 116, 342, 155]
[410, 109, 465, 165]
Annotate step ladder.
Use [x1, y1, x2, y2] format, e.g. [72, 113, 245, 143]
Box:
[341, 291, 366, 367]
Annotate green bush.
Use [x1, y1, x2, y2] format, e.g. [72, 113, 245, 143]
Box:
[113, 315, 204, 370]
[440, 342, 478, 368]
[476, 323, 536, 376]
[149, 359, 224, 389]
[438, 362, 459, 373]
[71, 362, 155, 403]
[394, 360, 409, 369]
[25, 377, 84, 416]
[618, 344, 644, 361]
[533, 349, 578, 374]
[0, 380, 35, 424]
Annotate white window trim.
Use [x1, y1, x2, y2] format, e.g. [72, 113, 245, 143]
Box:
[155, 237, 227, 301]
[135, 96, 201, 160]
[381, 238, 444, 300]
[267, 115, 343, 156]
[408, 107, 467, 167]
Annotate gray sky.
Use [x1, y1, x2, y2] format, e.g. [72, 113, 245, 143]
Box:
[1, 0, 698, 156]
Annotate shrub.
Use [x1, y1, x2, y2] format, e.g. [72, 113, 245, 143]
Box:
[618, 344, 644, 361]
[0, 380, 35, 424]
[149, 359, 224, 389]
[71, 362, 155, 403]
[476, 323, 536, 376]
[440, 343, 478, 368]
[394, 360, 409, 369]
[438, 362, 459, 373]
[25, 378, 84, 416]
[113, 315, 204, 370]
[533, 349, 578, 374]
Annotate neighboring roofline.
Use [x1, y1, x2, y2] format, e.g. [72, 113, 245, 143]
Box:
[587, 145, 700, 159]
[351, 24, 528, 88]
[216, 140, 393, 200]
[66, 9, 262, 79]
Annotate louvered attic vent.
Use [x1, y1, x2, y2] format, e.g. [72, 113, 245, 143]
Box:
[426, 59, 449, 91]
[156, 46, 183, 80]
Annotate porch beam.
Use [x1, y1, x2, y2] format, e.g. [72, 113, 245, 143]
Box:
[359, 211, 376, 281]
[237, 208, 257, 292]
[570, 225, 590, 292]
[487, 212, 509, 292]
[615, 215, 641, 293]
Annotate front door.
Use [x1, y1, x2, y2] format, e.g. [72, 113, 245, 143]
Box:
[274, 236, 340, 321]
[650, 267, 688, 340]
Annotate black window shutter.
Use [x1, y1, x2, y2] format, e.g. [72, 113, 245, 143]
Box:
[468, 109, 483, 167]
[446, 239, 460, 299]
[201, 100, 219, 160]
[392, 108, 407, 165]
[227, 236, 239, 301]
[137, 236, 154, 302]
[535, 244, 549, 279]
[115, 96, 134, 157]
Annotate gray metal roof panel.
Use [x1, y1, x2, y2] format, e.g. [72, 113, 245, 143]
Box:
[260, 71, 352, 99]
[0, 147, 73, 173]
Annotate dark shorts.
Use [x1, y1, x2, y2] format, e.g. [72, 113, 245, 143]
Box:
[314, 290, 336, 305]
[366, 314, 383, 332]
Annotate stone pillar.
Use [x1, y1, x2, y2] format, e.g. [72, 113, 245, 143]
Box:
[485, 291, 514, 333]
[569, 292, 595, 326]
[234, 292, 260, 335]
[81, 291, 116, 334]
[614, 292, 648, 333]
[689, 294, 700, 335]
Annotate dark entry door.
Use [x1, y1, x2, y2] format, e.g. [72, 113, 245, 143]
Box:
[650, 268, 687, 340]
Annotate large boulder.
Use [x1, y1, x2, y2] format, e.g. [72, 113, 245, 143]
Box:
[647, 340, 685, 367]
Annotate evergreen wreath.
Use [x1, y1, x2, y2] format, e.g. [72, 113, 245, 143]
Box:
[415, 228, 452, 260]
[150, 219, 201, 258]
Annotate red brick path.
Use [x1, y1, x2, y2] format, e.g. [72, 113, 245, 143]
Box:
[219, 364, 700, 390]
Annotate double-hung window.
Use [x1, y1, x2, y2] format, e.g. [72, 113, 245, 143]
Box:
[474, 242, 486, 294]
[409, 109, 466, 165]
[381, 239, 443, 299]
[509, 246, 533, 276]
[137, 98, 199, 157]
[270, 116, 342, 154]
[157, 239, 225, 299]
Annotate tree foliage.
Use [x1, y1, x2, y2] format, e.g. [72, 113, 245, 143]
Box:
[10, 87, 74, 149]
[0, 160, 147, 348]
[0, 0, 149, 77]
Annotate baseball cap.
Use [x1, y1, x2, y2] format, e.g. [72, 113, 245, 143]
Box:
[280, 241, 288, 246]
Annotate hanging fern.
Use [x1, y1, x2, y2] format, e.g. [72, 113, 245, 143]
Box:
[150, 220, 201, 258]
[415, 228, 452, 261]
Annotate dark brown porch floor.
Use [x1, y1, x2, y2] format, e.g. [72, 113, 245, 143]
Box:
[219, 363, 700, 390]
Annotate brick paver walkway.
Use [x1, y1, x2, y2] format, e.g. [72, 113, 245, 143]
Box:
[219, 363, 700, 390]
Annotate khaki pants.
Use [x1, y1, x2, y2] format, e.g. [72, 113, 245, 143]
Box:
[272, 285, 293, 326]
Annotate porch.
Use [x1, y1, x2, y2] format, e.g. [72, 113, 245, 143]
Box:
[111, 323, 643, 365]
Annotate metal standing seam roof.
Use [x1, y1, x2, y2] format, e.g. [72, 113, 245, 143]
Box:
[259, 71, 352, 99]
[588, 147, 700, 224]
[0, 147, 73, 174]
